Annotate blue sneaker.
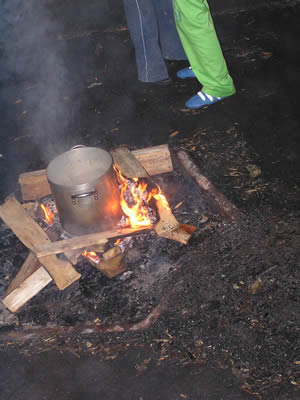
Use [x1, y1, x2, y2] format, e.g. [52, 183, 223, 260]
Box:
[185, 91, 224, 109]
[177, 66, 196, 79]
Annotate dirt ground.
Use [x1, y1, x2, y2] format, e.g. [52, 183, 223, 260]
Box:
[0, 1, 299, 399]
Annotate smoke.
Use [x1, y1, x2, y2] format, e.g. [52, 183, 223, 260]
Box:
[1, 0, 116, 164]
[0, 0, 77, 162]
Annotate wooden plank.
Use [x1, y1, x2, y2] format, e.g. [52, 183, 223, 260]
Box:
[4, 253, 41, 297]
[111, 147, 149, 178]
[19, 170, 51, 201]
[2, 248, 84, 312]
[161, 224, 196, 245]
[38, 255, 80, 290]
[133, 144, 173, 176]
[2, 253, 52, 312]
[33, 227, 147, 258]
[18, 145, 173, 201]
[0, 197, 80, 290]
[154, 197, 179, 236]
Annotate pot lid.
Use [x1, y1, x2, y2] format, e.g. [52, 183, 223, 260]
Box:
[46, 146, 113, 187]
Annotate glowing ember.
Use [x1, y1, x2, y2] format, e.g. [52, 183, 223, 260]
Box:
[82, 250, 101, 264]
[40, 203, 54, 225]
[113, 165, 172, 228]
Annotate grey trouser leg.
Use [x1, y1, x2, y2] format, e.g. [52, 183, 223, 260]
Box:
[123, 0, 186, 82]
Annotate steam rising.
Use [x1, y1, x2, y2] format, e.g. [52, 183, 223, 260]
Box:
[1, 0, 82, 161]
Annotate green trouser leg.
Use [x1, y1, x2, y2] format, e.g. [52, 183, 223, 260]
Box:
[173, 0, 235, 98]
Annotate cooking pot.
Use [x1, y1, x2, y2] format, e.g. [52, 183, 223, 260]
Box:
[46, 145, 122, 236]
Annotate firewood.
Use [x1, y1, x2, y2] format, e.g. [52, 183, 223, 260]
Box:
[111, 147, 149, 178]
[176, 150, 242, 221]
[161, 224, 196, 245]
[85, 243, 107, 254]
[33, 227, 147, 258]
[2, 253, 52, 312]
[154, 197, 179, 236]
[95, 253, 126, 279]
[18, 145, 173, 201]
[0, 197, 80, 290]
[133, 144, 173, 176]
[102, 246, 122, 261]
[2, 233, 83, 312]
[18, 170, 52, 201]
[85, 247, 125, 278]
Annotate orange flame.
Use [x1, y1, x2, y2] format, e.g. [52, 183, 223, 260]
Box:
[113, 165, 171, 228]
[40, 203, 54, 225]
[82, 250, 101, 264]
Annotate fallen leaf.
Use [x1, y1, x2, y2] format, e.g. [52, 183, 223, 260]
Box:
[246, 164, 262, 178]
[199, 214, 208, 224]
[105, 354, 117, 360]
[249, 277, 263, 294]
[261, 51, 272, 59]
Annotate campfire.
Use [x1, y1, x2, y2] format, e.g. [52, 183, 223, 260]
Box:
[37, 148, 193, 278]
[0, 144, 240, 313]
[0, 145, 196, 312]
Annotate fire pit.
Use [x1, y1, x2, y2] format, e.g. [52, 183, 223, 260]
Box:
[0, 144, 241, 314]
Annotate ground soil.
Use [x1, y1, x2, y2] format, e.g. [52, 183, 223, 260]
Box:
[0, 1, 299, 399]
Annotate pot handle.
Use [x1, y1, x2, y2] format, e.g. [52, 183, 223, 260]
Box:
[70, 145, 86, 151]
[71, 190, 98, 205]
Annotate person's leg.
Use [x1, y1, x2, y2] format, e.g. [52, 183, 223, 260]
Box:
[153, 0, 187, 60]
[122, 0, 169, 82]
[173, 0, 235, 98]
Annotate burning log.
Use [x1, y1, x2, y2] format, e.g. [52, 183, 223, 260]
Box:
[0, 197, 81, 290]
[82, 250, 102, 265]
[176, 150, 242, 221]
[18, 145, 173, 201]
[111, 147, 149, 179]
[95, 252, 126, 279]
[82, 245, 126, 279]
[154, 194, 179, 235]
[97, 246, 127, 279]
[114, 163, 180, 238]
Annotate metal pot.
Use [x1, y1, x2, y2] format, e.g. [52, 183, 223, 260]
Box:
[46, 145, 122, 236]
